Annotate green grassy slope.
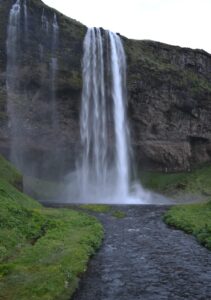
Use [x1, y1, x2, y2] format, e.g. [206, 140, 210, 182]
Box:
[164, 202, 211, 250]
[141, 164, 211, 196]
[0, 156, 103, 300]
[140, 163, 211, 251]
[0, 154, 22, 189]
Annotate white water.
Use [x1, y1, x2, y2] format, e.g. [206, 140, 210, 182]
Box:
[6, 4, 148, 203]
[23, 0, 28, 41]
[6, 2, 62, 180]
[79, 28, 108, 198]
[72, 28, 146, 203]
[6, 0, 21, 167]
[40, 11, 59, 125]
[51, 13, 59, 126]
[109, 31, 129, 198]
[41, 9, 49, 33]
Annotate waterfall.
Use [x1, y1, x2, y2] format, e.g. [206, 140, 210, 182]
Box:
[23, 0, 28, 41]
[6, 0, 21, 167]
[41, 9, 49, 33]
[39, 9, 48, 78]
[109, 31, 129, 197]
[6, 1, 61, 180]
[50, 13, 59, 127]
[77, 28, 131, 202]
[6, 2, 145, 202]
[6, 0, 29, 171]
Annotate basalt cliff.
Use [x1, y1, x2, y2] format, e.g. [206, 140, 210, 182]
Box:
[0, 0, 211, 179]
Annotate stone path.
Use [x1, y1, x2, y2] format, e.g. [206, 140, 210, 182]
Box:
[72, 205, 211, 300]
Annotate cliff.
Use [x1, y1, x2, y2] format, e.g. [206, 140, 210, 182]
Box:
[0, 0, 86, 178]
[0, 0, 211, 178]
[124, 38, 211, 171]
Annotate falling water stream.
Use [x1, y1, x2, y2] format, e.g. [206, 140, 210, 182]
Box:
[109, 31, 129, 198]
[6, 1, 149, 203]
[51, 13, 59, 127]
[6, 0, 21, 168]
[23, 0, 28, 41]
[6, 1, 62, 180]
[74, 28, 146, 203]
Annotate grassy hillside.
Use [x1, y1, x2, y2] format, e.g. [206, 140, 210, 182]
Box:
[140, 164, 211, 251]
[141, 164, 211, 197]
[0, 154, 22, 189]
[0, 156, 103, 300]
[164, 202, 211, 250]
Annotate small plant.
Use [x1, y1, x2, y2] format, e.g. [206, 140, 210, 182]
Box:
[79, 204, 112, 213]
[112, 210, 126, 219]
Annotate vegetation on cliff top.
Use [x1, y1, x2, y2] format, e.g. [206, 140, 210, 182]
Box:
[124, 38, 211, 98]
[0, 155, 103, 300]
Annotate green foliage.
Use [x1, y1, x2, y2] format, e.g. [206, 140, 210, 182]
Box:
[0, 156, 103, 299]
[141, 164, 211, 196]
[0, 198, 103, 299]
[164, 201, 211, 250]
[123, 38, 211, 98]
[112, 210, 126, 219]
[0, 179, 40, 210]
[80, 204, 112, 213]
[80, 204, 126, 219]
[0, 154, 22, 190]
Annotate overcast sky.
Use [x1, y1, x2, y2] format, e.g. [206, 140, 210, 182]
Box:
[43, 0, 211, 53]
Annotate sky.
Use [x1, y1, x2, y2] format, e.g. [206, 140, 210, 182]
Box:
[43, 0, 211, 53]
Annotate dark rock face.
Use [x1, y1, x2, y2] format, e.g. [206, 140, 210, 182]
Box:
[0, 0, 211, 177]
[124, 39, 211, 171]
[0, 0, 86, 179]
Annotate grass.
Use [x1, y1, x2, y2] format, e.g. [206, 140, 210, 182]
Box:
[140, 164, 211, 196]
[0, 154, 22, 190]
[112, 210, 126, 219]
[80, 204, 126, 219]
[141, 164, 211, 250]
[164, 201, 211, 250]
[0, 156, 104, 300]
[79, 204, 112, 213]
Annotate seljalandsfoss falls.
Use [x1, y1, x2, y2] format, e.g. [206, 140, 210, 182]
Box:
[75, 28, 144, 203]
[4, 0, 151, 204]
[66, 28, 148, 204]
[2, 2, 211, 300]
